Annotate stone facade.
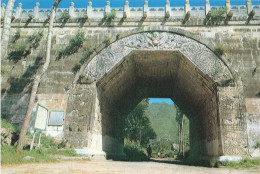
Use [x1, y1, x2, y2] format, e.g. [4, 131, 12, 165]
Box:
[1, 1, 260, 159]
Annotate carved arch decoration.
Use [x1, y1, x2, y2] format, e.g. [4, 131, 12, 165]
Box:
[83, 31, 233, 84]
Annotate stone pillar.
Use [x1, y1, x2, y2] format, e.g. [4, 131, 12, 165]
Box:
[1, 3, 6, 19]
[143, 0, 148, 18]
[69, 2, 75, 18]
[104, 1, 111, 18]
[123, 1, 130, 18]
[65, 84, 105, 158]
[86, 1, 93, 18]
[33, 2, 40, 19]
[1, 0, 16, 58]
[14, 3, 22, 19]
[225, 0, 231, 14]
[217, 85, 248, 160]
[246, 0, 253, 15]
[225, 0, 233, 17]
[205, 0, 211, 16]
[165, 0, 171, 18]
[184, 0, 191, 14]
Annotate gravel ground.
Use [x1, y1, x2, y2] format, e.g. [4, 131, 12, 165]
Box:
[1, 160, 259, 174]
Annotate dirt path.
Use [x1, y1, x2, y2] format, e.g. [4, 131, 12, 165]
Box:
[1, 160, 259, 174]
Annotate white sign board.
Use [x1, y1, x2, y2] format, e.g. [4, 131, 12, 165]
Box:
[34, 104, 48, 130]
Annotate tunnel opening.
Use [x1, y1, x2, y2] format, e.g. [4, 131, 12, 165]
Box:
[122, 97, 190, 160]
[97, 50, 223, 161]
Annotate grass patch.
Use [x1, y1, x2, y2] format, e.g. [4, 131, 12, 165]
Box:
[1, 146, 56, 164]
[1, 119, 18, 132]
[221, 158, 260, 169]
[1, 146, 78, 164]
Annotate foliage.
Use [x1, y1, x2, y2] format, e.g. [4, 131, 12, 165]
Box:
[150, 138, 177, 156]
[28, 29, 44, 49]
[146, 103, 189, 144]
[7, 56, 43, 94]
[57, 30, 85, 60]
[103, 36, 111, 46]
[8, 41, 31, 62]
[1, 119, 18, 132]
[211, 8, 226, 24]
[59, 10, 70, 22]
[123, 142, 148, 161]
[214, 45, 226, 56]
[107, 9, 116, 22]
[8, 30, 43, 62]
[221, 158, 260, 169]
[72, 48, 93, 74]
[12, 28, 21, 43]
[26, 133, 71, 150]
[124, 99, 157, 147]
[255, 141, 260, 149]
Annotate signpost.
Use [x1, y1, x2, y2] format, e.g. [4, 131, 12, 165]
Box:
[30, 104, 49, 151]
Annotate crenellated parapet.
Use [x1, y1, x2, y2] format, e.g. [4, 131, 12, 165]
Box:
[1, 0, 259, 23]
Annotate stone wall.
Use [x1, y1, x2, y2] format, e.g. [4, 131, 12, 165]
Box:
[1, 3, 260, 158]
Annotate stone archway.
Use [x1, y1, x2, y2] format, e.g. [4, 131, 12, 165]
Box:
[65, 31, 248, 160]
[83, 31, 233, 84]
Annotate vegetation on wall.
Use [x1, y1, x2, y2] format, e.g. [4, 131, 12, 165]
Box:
[72, 48, 93, 74]
[8, 30, 44, 62]
[56, 30, 85, 60]
[12, 28, 21, 43]
[28, 29, 44, 49]
[210, 8, 226, 25]
[107, 9, 116, 22]
[7, 56, 43, 94]
[103, 36, 111, 46]
[214, 45, 226, 56]
[59, 10, 70, 22]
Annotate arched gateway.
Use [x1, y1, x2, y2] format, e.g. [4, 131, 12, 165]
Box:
[65, 30, 248, 161]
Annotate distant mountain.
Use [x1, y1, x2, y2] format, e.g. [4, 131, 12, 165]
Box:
[146, 103, 179, 143]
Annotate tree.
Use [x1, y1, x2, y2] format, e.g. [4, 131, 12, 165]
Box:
[1, 0, 16, 57]
[124, 99, 157, 147]
[175, 105, 185, 157]
[16, 0, 62, 152]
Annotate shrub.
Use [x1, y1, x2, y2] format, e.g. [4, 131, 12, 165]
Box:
[12, 28, 21, 43]
[107, 10, 116, 22]
[211, 8, 226, 24]
[8, 41, 31, 62]
[56, 30, 85, 60]
[59, 10, 70, 22]
[1, 119, 18, 132]
[72, 48, 93, 74]
[28, 29, 44, 49]
[103, 36, 111, 46]
[214, 45, 226, 56]
[124, 142, 148, 161]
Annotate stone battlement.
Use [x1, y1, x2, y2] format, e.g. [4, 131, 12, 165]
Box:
[1, 0, 260, 23]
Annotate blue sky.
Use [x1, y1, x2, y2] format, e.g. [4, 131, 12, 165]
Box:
[1, 0, 260, 9]
[149, 98, 173, 104]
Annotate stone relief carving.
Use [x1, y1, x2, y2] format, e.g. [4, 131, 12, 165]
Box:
[84, 32, 233, 83]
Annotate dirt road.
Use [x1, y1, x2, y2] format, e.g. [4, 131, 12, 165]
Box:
[1, 160, 259, 174]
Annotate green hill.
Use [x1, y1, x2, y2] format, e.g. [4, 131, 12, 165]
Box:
[146, 103, 179, 143]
